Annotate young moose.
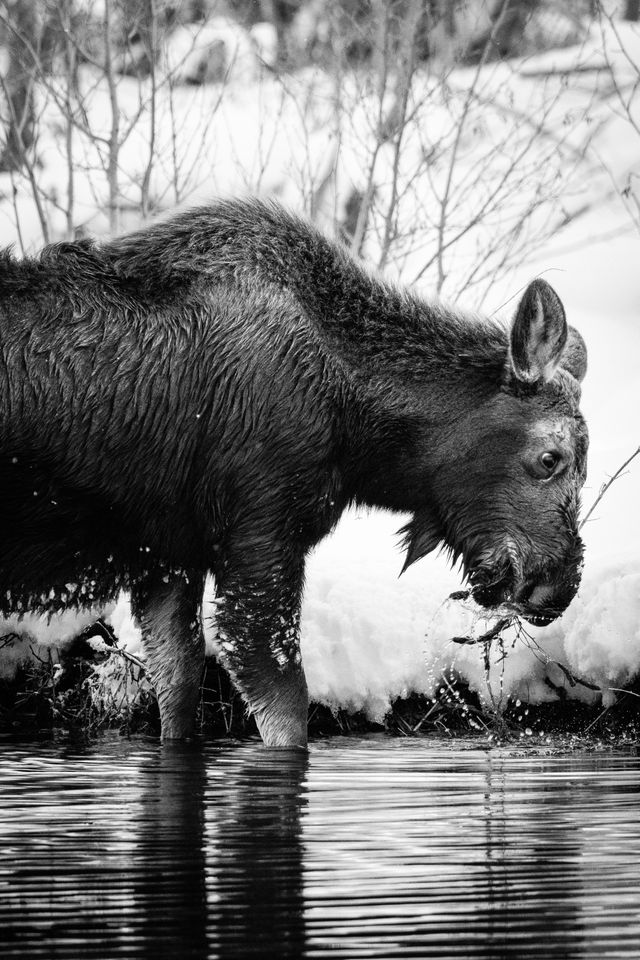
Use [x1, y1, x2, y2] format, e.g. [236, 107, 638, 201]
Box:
[0, 199, 588, 746]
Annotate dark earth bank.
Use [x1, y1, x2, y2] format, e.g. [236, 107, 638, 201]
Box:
[1, 626, 638, 747]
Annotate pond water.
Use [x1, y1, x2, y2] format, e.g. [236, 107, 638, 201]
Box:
[0, 734, 639, 959]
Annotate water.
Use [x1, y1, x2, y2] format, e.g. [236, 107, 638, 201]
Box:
[0, 735, 639, 959]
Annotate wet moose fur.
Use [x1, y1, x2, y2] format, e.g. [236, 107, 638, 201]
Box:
[0, 199, 588, 746]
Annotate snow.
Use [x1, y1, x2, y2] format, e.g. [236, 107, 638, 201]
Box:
[1, 17, 639, 719]
[0, 603, 114, 679]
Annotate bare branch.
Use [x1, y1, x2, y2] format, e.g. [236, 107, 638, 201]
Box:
[103, 0, 121, 233]
[580, 445, 640, 530]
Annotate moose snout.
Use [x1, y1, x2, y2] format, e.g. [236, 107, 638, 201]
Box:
[515, 540, 584, 625]
[517, 581, 555, 608]
[512, 579, 563, 626]
[470, 535, 584, 624]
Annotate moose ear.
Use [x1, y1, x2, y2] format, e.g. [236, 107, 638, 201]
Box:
[508, 279, 567, 385]
[561, 325, 588, 382]
[398, 508, 444, 575]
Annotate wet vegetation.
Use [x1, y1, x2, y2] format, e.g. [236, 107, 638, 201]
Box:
[1, 632, 638, 747]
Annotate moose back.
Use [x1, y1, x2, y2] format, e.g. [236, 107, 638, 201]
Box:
[0, 199, 588, 746]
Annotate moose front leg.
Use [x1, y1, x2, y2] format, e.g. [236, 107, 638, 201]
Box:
[131, 570, 205, 740]
[213, 556, 308, 748]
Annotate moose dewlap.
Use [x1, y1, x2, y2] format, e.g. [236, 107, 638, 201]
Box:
[0, 199, 588, 746]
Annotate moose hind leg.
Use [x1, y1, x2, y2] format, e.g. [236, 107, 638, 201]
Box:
[131, 572, 205, 740]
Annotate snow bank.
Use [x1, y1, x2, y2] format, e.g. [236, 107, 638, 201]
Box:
[0, 603, 114, 679]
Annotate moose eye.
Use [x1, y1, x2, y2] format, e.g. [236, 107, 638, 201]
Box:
[539, 451, 560, 475]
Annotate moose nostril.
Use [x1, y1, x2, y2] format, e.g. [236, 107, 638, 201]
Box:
[514, 580, 556, 607]
[526, 583, 556, 609]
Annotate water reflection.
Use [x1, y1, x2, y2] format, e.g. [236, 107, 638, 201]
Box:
[126, 744, 307, 958]
[0, 736, 638, 958]
[135, 743, 209, 958]
[206, 747, 307, 957]
[478, 758, 585, 959]
[302, 743, 640, 958]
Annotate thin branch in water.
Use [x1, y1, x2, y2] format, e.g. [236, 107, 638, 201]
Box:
[583, 704, 610, 733]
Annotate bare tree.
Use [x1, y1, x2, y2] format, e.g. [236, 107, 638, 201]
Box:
[0, 0, 246, 244]
[596, 2, 640, 233]
[0, 0, 610, 303]
[314, 0, 599, 303]
[0, 0, 40, 171]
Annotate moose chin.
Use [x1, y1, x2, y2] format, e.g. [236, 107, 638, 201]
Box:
[0, 199, 588, 747]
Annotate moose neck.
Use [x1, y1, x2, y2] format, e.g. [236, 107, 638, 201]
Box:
[341, 358, 501, 515]
[271, 226, 508, 385]
[268, 230, 510, 515]
[103, 199, 509, 386]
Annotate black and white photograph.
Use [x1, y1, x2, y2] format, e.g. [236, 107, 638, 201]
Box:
[0, 1, 639, 957]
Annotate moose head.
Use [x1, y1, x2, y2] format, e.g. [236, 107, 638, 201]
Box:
[402, 279, 588, 625]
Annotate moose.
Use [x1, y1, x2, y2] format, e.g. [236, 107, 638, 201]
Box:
[0, 199, 588, 747]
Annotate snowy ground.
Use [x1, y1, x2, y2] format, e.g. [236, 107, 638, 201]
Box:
[1, 17, 639, 719]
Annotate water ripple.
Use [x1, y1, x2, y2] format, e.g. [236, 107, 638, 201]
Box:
[0, 735, 638, 958]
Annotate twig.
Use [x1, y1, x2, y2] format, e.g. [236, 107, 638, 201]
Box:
[579, 444, 640, 530]
[607, 687, 640, 701]
[520, 65, 608, 78]
[583, 705, 610, 733]
[0, 632, 21, 650]
[450, 617, 514, 645]
[108, 645, 147, 674]
[548, 660, 600, 692]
